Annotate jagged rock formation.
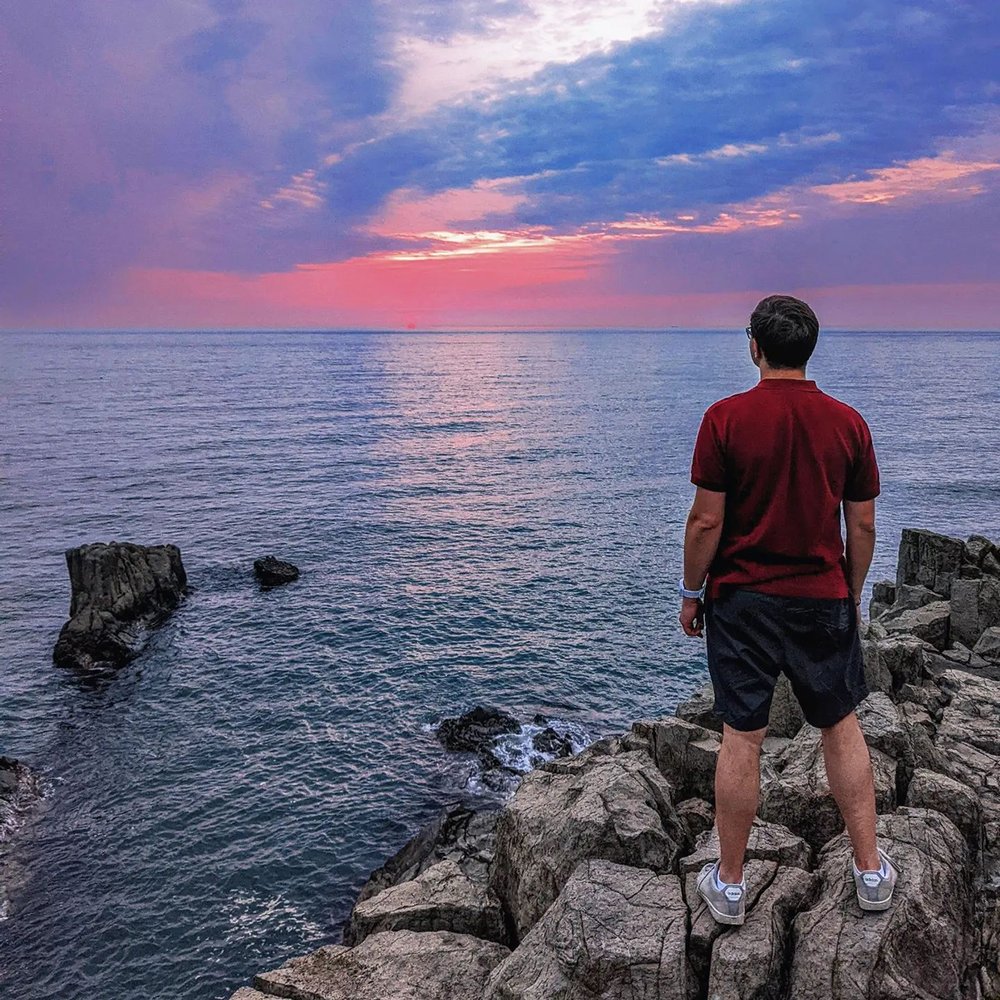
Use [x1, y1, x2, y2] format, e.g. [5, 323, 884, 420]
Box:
[52, 541, 187, 669]
[230, 528, 1000, 1000]
[253, 555, 299, 587]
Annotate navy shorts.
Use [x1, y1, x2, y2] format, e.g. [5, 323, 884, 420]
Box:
[704, 588, 868, 732]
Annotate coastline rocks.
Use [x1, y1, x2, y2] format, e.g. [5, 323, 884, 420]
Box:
[896, 528, 965, 597]
[950, 577, 1000, 648]
[350, 860, 506, 945]
[436, 707, 521, 755]
[973, 626, 1000, 665]
[632, 716, 720, 803]
[674, 674, 804, 738]
[253, 555, 299, 587]
[53, 541, 187, 669]
[489, 747, 686, 941]
[253, 931, 509, 1000]
[788, 808, 976, 999]
[881, 599, 950, 651]
[484, 859, 693, 1000]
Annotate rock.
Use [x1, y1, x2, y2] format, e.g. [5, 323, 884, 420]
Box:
[353, 804, 499, 909]
[253, 931, 509, 1000]
[985, 551, 1000, 578]
[679, 817, 813, 875]
[253, 554, 299, 587]
[489, 749, 686, 940]
[973, 626, 1000, 665]
[861, 632, 928, 695]
[759, 726, 896, 851]
[856, 691, 911, 763]
[632, 716, 721, 802]
[933, 669, 1000, 862]
[484, 859, 693, 999]
[888, 582, 943, 612]
[350, 860, 506, 945]
[950, 577, 1000, 649]
[941, 641, 973, 665]
[675, 683, 721, 732]
[676, 797, 715, 844]
[53, 541, 187, 669]
[965, 534, 997, 567]
[530, 726, 573, 758]
[906, 769, 983, 855]
[436, 707, 521, 754]
[0, 756, 39, 842]
[882, 600, 950, 651]
[896, 527, 965, 597]
[788, 808, 976, 1000]
[872, 579, 896, 606]
[675, 677, 804, 738]
[707, 864, 820, 1000]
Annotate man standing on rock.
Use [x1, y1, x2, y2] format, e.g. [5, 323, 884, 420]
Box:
[678, 294, 899, 925]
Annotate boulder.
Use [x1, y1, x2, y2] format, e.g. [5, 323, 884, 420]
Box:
[253, 554, 299, 587]
[882, 600, 950, 651]
[760, 726, 897, 851]
[530, 726, 573, 758]
[675, 683, 721, 732]
[675, 797, 715, 844]
[632, 716, 721, 802]
[973, 626, 1000, 665]
[253, 931, 509, 1000]
[885, 583, 942, 613]
[679, 817, 813, 876]
[489, 749, 687, 940]
[353, 805, 499, 912]
[906, 769, 983, 856]
[870, 579, 896, 620]
[950, 577, 1000, 648]
[484, 859, 693, 999]
[707, 864, 820, 1000]
[964, 534, 997, 568]
[896, 528, 965, 597]
[436, 707, 521, 754]
[861, 632, 928, 695]
[788, 808, 976, 1000]
[349, 860, 506, 945]
[53, 541, 187, 669]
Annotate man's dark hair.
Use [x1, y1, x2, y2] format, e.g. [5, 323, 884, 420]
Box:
[749, 295, 819, 369]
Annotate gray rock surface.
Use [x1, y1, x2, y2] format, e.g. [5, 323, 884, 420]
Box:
[489, 747, 686, 940]
[788, 808, 975, 1000]
[973, 626, 1000, 665]
[707, 864, 820, 1000]
[484, 859, 693, 999]
[905, 768, 983, 855]
[253, 554, 299, 587]
[882, 600, 950, 651]
[896, 527, 965, 597]
[679, 818, 813, 876]
[53, 541, 187, 669]
[632, 716, 721, 802]
[950, 576, 1000, 648]
[350, 859, 506, 945]
[674, 683, 721, 732]
[759, 725, 896, 851]
[252, 931, 509, 1000]
[861, 631, 928, 695]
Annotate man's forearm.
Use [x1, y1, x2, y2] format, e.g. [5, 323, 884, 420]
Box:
[684, 517, 723, 590]
[845, 526, 876, 600]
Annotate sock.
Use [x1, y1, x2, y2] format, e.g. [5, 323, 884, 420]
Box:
[714, 864, 742, 890]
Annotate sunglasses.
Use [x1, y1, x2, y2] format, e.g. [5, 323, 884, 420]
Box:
[745, 325, 753, 340]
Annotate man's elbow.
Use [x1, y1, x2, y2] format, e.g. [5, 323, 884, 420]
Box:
[688, 508, 724, 532]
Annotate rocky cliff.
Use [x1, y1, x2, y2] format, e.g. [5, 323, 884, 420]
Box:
[229, 528, 1000, 1000]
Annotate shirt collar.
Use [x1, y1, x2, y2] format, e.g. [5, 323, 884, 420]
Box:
[755, 378, 818, 390]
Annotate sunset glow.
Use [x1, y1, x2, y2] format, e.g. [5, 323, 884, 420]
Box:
[3, 0, 999, 330]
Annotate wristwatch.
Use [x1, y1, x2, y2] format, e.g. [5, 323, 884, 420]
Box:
[678, 577, 706, 600]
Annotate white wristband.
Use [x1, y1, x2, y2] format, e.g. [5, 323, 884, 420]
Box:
[678, 577, 705, 600]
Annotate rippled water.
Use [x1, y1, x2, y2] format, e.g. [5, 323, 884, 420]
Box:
[1, 329, 998, 999]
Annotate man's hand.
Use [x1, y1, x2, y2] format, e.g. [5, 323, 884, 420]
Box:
[680, 596, 705, 637]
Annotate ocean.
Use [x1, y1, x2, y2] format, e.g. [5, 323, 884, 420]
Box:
[1, 329, 998, 999]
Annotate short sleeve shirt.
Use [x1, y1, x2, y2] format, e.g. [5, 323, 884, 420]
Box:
[690, 378, 880, 599]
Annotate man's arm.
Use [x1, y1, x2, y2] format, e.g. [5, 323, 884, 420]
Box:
[844, 498, 876, 604]
[680, 487, 725, 637]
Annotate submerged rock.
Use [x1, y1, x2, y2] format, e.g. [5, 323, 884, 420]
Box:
[52, 541, 187, 669]
[435, 707, 521, 755]
[253, 555, 299, 587]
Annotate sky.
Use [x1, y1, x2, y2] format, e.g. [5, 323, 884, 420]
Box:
[3, 0, 999, 331]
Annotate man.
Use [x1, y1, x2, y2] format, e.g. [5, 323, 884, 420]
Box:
[678, 294, 899, 927]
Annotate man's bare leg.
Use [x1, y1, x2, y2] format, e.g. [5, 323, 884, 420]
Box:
[715, 723, 767, 883]
[821, 711, 880, 871]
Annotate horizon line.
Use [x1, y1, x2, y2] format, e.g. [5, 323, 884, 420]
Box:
[3, 326, 999, 335]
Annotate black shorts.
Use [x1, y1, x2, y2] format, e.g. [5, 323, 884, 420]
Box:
[704, 588, 868, 732]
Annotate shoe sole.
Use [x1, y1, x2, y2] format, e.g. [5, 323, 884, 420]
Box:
[698, 888, 745, 925]
[857, 891, 893, 912]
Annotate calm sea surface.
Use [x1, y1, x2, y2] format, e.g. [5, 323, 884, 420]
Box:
[1, 330, 998, 999]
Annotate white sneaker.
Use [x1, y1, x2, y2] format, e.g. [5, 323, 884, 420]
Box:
[853, 848, 900, 912]
[696, 860, 746, 925]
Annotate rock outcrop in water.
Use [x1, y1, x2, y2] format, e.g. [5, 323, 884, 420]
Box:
[1, 755, 40, 919]
[230, 527, 1000, 1000]
[52, 541, 187, 669]
[253, 555, 299, 587]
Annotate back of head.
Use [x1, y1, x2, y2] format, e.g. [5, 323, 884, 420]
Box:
[750, 295, 819, 369]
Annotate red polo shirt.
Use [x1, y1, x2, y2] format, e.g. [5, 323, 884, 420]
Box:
[690, 377, 880, 599]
